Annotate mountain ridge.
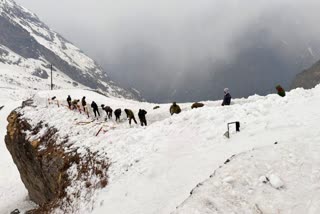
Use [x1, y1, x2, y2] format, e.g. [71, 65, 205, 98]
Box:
[0, 0, 142, 100]
[291, 58, 320, 90]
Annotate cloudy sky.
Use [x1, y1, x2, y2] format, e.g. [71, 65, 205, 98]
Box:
[15, 0, 320, 102]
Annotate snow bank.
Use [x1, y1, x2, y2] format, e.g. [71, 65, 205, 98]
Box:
[1, 85, 320, 213]
[174, 143, 320, 213]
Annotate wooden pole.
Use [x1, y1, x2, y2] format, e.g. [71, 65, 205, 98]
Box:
[51, 64, 53, 90]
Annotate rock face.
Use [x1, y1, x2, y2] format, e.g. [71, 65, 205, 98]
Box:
[291, 59, 320, 90]
[5, 100, 109, 213]
[6, 111, 61, 205]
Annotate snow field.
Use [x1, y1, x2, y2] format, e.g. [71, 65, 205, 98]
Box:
[174, 143, 320, 213]
[1, 85, 320, 213]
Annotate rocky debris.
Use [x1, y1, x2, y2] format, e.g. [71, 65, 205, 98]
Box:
[5, 100, 109, 213]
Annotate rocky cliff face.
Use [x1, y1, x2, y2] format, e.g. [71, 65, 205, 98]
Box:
[5, 100, 109, 213]
[0, 0, 142, 100]
[291, 59, 320, 90]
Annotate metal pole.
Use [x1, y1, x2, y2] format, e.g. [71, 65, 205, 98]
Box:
[51, 64, 53, 90]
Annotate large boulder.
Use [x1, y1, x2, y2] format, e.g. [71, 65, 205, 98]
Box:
[5, 100, 109, 213]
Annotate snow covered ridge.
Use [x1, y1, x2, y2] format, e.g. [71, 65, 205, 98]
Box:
[0, 0, 142, 100]
[2, 89, 156, 213]
[3, 86, 320, 213]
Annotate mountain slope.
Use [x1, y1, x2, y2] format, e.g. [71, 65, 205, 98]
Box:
[0, 0, 141, 100]
[291, 59, 320, 90]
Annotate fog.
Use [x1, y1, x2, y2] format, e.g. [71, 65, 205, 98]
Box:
[15, 0, 320, 102]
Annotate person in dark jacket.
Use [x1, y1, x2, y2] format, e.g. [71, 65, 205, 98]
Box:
[91, 101, 100, 117]
[67, 95, 72, 109]
[170, 102, 181, 115]
[81, 96, 87, 111]
[106, 106, 113, 119]
[221, 88, 232, 106]
[124, 109, 137, 125]
[114, 108, 122, 122]
[138, 109, 148, 126]
[276, 85, 286, 97]
[101, 105, 113, 120]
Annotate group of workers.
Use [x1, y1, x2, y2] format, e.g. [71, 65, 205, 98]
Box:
[169, 88, 232, 115]
[64, 88, 234, 126]
[49, 85, 287, 130]
[66, 95, 148, 126]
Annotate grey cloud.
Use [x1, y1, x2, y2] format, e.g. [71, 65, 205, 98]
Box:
[15, 0, 320, 102]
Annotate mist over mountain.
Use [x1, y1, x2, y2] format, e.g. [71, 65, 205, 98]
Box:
[0, 0, 142, 100]
[103, 4, 320, 102]
[15, 0, 320, 102]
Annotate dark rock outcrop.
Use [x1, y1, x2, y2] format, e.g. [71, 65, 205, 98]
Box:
[291, 60, 320, 90]
[5, 100, 109, 213]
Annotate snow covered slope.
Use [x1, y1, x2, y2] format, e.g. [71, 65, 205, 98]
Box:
[1, 85, 320, 213]
[0, 0, 141, 100]
[174, 143, 320, 213]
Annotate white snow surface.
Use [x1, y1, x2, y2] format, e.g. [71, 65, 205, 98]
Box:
[174, 144, 320, 213]
[1, 85, 320, 213]
[0, 62, 87, 91]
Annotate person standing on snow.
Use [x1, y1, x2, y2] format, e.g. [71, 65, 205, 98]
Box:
[138, 109, 148, 126]
[91, 101, 100, 117]
[105, 106, 113, 119]
[114, 108, 122, 122]
[101, 105, 113, 121]
[221, 88, 232, 106]
[67, 95, 72, 109]
[170, 102, 181, 115]
[81, 96, 87, 111]
[124, 109, 138, 125]
[276, 85, 286, 97]
[72, 99, 80, 111]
